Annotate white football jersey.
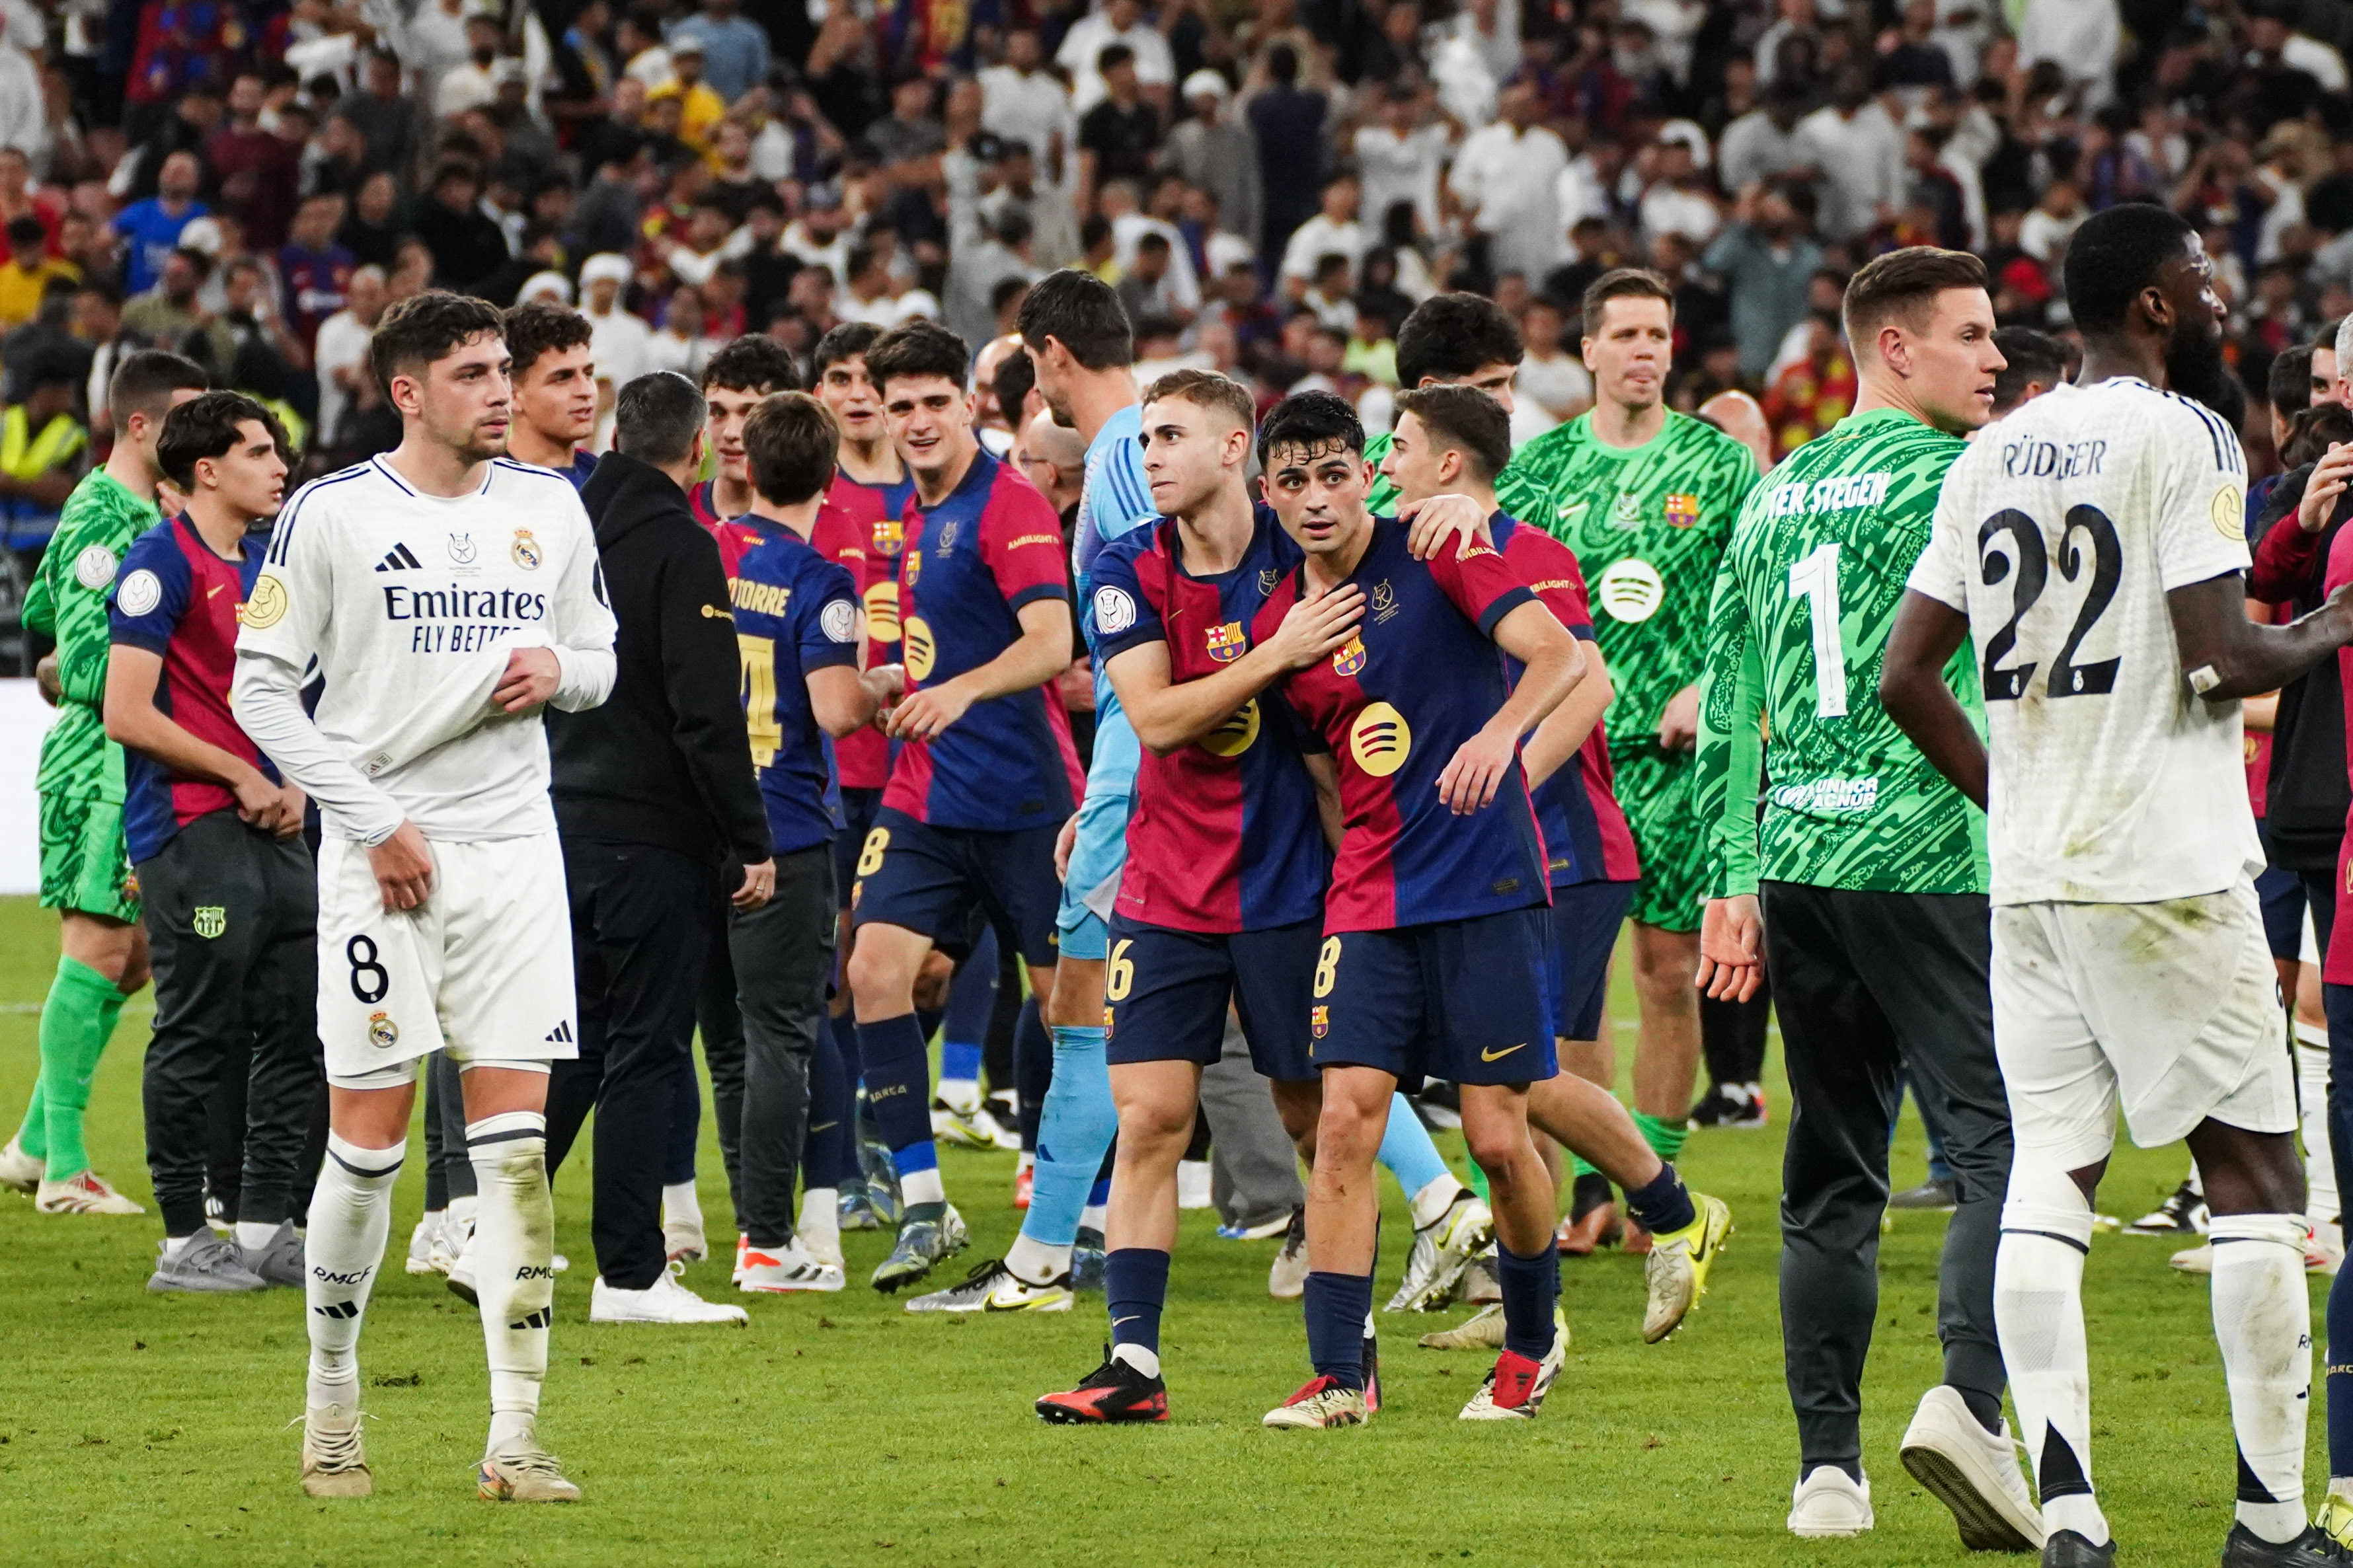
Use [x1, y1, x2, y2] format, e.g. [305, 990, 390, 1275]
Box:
[233, 455, 617, 844]
[1908, 377, 2258, 905]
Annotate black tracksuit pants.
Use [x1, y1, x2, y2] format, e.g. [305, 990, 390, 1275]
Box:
[547, 838, 718, 1290]
[728, 845, 835, 1249]
[138, 810, 323, 1238]
[1761, 881, 2014, 1475]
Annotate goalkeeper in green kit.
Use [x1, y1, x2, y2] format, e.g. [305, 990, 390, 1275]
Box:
[1689, 249, 2036, 1548]
[1498, 269, 1760, 1248]
[1, 352, 208, 1214]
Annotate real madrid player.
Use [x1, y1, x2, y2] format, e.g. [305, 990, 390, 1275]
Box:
[232, 291, 617, 1503]
[1885, 204, 2353, 1567]
[1502, 270, 1761, 1244]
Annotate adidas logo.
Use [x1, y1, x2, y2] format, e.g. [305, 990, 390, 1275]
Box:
[545, 1021, 574, 1044]
[312, 1300, 360, 1319]
[373, 542, 423, 572]
[508, 1308, 552, 1331]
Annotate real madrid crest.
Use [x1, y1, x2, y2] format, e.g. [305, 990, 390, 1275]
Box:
[367, 1011, 400, 1049]
[511, 529, 543, 569]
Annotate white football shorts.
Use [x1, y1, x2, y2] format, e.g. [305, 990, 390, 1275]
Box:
[317, 831, 579, 1090]
[1990, 876, 2293, 1169]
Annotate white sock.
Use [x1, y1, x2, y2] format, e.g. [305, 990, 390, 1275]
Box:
[163, 1230, 203, 1259]
[661, 1179, 702, 1226]
[2212, 1213, 2313, 1544]
[2299, 1025, 2338, 1222]
[1006, 1232, 1073, 1285]
[1410, 1173, 1463, 1230]
[798, 1187, 841, 1265]
[937, 1075, 982, 1115]
[305, 1133, 406, 1410]
[901, 1166, 946, 1207]
[1111, 1342, 1161, 1379]
[468, 1111, 552, 1456]
[1996, 1164, 2107, 1546]
[1080, 1199, 1107, 1234]
[235, 1220, 278, 1251]
[450, 1193, 479, 1226]
[2187, 1162, 2204, 1199]
[1017, 1150, 1035, 1176]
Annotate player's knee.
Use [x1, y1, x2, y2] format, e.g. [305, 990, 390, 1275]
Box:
[1119, 1094, 1195, 1154]
[2001, 1142, 2099, 1244]
[845, 936, 915, 1012]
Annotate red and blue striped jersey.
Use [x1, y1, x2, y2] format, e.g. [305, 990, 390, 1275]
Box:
[108, 516, 274, 862]
[730, 519, 863, 855]
[882, 449, 1083, 831]
[1491, 512, 1640, 887]
[1254, 515, 1548, 934]
[820, 470, 911, 790]
[1091, 507, 1328, 933]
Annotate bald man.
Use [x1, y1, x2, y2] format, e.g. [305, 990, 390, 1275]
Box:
[1017, 405, 1088, 513]
[975, 334, 1030, 457]
[1698, 389, 1773, 476]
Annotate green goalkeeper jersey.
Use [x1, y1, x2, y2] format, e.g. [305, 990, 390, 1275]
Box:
[30, 468, 158, 803]
[1693, 405, 1987, 897]
[1500, 410, 1759, 752]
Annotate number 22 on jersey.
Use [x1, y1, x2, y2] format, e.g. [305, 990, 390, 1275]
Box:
[1976, 505, 2124, 702]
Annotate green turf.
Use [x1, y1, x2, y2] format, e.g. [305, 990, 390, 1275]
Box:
[0, 891, 2321, 1565]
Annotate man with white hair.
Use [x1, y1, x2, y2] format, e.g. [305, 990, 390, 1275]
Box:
[314, 265, 387, 449]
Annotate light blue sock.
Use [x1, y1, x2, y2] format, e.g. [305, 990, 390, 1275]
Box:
[1019, 1026, 1115, 1249]
[1377, 1092, 1453, 1205]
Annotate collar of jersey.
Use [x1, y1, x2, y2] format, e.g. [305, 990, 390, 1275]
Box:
[369, 453, 494, 500]
[1577, 408, 1676, 460]
[1828, 405, 1925, 438]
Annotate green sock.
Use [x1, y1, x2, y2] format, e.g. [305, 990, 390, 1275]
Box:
[36, 956, 127, 1182]
[14, 1079, 47, 1162]
[1568, 1154, 1599, 1180]
[1632, 1111, 1689, 1166]
[1465, 1155, 1489, 1203]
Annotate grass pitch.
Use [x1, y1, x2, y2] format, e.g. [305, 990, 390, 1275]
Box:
[0, 893, 2318, 1566]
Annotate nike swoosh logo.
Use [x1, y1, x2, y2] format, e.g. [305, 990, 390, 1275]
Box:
[208, 585, 225, 598]
[1112, 1315, 1139, 1327]
[1479, 1043, 1526, 1063]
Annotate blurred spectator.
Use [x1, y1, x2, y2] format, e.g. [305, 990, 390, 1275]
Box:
[1060, 0, 1175, 116]
[665, 0, 770, 107]
[981, 30, 1074, 186]
[1514, 295, 1593, 433]
[0, 216, 75, 327]
[648, 39, 725, 153]
[112, 148, 205, 295]
[313, 262, 384, 451]
[1078, 46, 1161, 213]
[334, 50, 422, 181]
[1280, 173, 1365, 288]
[1760, 313, 1857, 456]
[122, 244, 208, 346]
[1161, 73, 1259, 246]
[412, 161, 512, 295]
[1249, 43, 1328, 268]
[1451, 81, 1568, 281]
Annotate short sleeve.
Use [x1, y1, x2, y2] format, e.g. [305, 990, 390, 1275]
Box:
[1087, 534, 1166, 661]
[108, 527, 188, 654]
[796, 558, 862, 674]
[980, 478, 1073, 613]
[2152, 402, 2254, 591]
[237, 478, 335, 670]
[1511, 531, 1594, 639]
[1430, 541, 1537, 639]
[1907, 475, 1974, 612]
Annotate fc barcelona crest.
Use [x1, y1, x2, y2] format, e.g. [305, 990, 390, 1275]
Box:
[192, 906, 226, 940]
[1205, 621, 1247, 663]
[1664, 494, 1701, 528]
[872, 516, 904, 556]
[1331, 635, 1367, 677]
[1311, 1005, 1329, 1039]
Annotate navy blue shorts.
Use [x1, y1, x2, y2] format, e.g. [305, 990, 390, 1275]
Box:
[1102, 915, 1319, 1082]
[833, 787, 883, 911]
[849, 806, 1064, 969]
[1546, 880, 1634, 1041]
[2255, 821, 2306, 963]
[1310, 907, 1557, 1090]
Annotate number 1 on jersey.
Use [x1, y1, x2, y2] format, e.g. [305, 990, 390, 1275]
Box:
[1787, 542, 1848, 718]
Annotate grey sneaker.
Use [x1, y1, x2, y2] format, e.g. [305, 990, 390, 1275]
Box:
[1889, 1179, 1958, 1213]
[148, 1232, 268, 1292]
[869, 1201, 968, 1292]
[239, 1220, 306, 1287]
[1268, 1207, 1309, 1300]
[1071, 1226, 1106, 1293]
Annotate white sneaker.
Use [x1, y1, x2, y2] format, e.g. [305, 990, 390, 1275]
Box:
[2311, 1220, 2345, 1275]
[1898, 1384, 2044, 1551]
[405, 1213, 444, 1275]
[1176, 1160, 1214, 1210]
[739, 1239, 846, 1293]
[590, 1262, 749, 1324]
[662, 1197, 708, 1264]
[35, 1169, 143, 1214]
[446, 1230, 480, 1304]
[731, 1232, 749, 1287]
[429, 1211, 474, 1276]
[2171, 1240, 2215, 1275]
[1787, 1466, 1873, 1538]
[0, 1136, 42, 1193]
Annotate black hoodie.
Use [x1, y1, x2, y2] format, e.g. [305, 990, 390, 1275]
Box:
[549, 451, 771, 874]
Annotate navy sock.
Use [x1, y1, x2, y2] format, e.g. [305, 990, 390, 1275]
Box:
[829, 1010, 863, 1096]
[1303, 1271, 1372, 1389]
[1106, 1248, 1171, 1355]
[804, 1019, 857, 1189]
[915, 1006, 944, 1052]
[941, 929, 999, 1055]
[1015, 996, 1049, 1152]
[1089, 1140, 1115, 1209]
[2330, 1267, 2353, 1474]
[1496, 1240, 1559, 1361]
[1623, 1162, 1695, 1236]
[857, 1012, 935, 1174]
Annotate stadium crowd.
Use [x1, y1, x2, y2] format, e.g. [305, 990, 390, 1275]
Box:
[23, 0, 2353, 1560]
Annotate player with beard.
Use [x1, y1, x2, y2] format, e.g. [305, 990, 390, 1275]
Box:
[1884, 203, 2353, 1567]
[235, 291, 616, 1501]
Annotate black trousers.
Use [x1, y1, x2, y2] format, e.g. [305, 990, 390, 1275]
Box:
[728, 845, 836, 1248]
[138, 811, 322, 1238]
[1761, 881, 2013, 1474]
[695, 895, 749, 1216]
[1701, 975, 1773, 1088]
[547, 839, 718, 1290]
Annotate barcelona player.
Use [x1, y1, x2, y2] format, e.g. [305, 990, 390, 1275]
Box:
[1251, 390, 1582, 1428]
